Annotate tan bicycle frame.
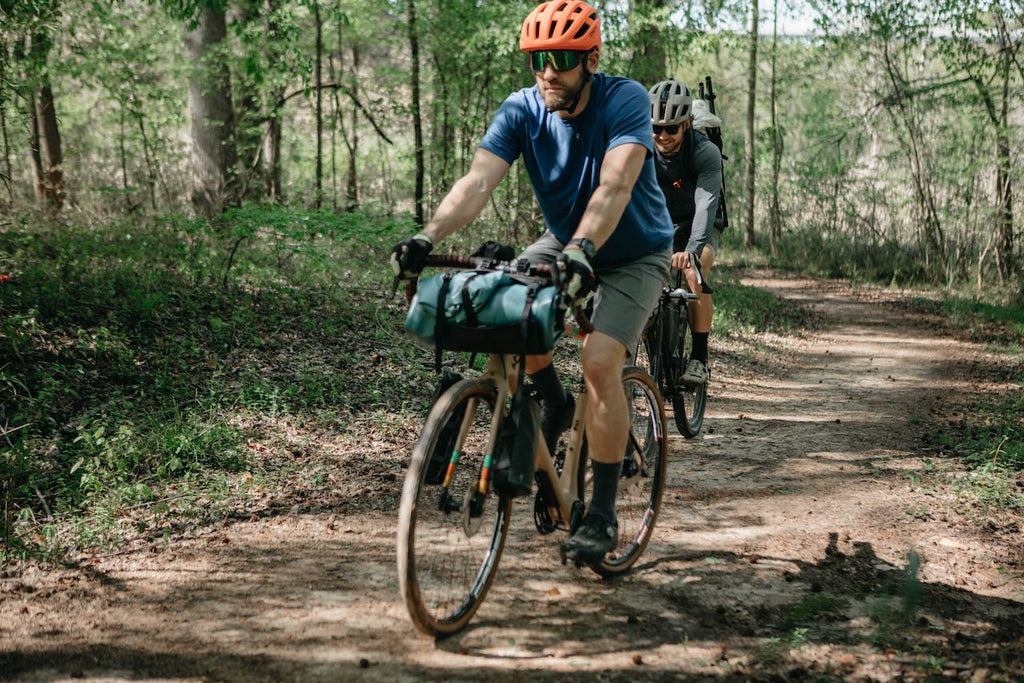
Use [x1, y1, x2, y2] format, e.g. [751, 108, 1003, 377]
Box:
[459, 352, 587, 527]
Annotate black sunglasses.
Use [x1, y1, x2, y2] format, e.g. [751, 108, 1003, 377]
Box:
[653, 124, 681, 135]
[528, 50, 586, 73]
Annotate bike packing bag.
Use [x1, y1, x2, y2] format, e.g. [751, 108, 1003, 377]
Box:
[405, 270, 563, 354]
[490, 387, 540, 498]
[424, 370, 464, 485]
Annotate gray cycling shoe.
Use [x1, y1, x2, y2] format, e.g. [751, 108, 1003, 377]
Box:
[563, 513, 618, 563]
[680, 359, 709, 387]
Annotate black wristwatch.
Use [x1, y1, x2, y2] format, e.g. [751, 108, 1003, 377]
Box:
[567, 237, 596, 261]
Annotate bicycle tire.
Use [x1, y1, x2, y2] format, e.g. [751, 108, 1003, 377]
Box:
[590, 366, 668, 576]
[638, 300, 707, 439]
[671, 311, 708, 439]
[397, 378, 511, 637]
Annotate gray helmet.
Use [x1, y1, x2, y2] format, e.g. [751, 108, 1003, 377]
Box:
[649, 79, 693, 125]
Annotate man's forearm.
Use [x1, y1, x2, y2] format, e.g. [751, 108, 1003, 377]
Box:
[573, 181, 633, 249]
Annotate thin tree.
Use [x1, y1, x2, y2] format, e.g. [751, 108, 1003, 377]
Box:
[743, 0, 758, 247]
[407, 0, 424, 228]
[313, 0, 324, 210]
[263, 0, 285, 203]
[768, 0, 782, 254]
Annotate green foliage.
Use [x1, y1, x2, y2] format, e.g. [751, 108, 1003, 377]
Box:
[0, 206, 426, 559]
[911, 293, 1024, 483]
[771, 230, 933, 285]
[712, 264, 809, 335]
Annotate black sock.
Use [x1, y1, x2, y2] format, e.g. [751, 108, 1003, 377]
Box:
[588, 460, 622, 523]
[529, 363, 568, 406]
[690, 332, 709, 364]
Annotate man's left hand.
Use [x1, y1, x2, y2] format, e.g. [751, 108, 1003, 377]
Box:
[558, 247, 597, 306]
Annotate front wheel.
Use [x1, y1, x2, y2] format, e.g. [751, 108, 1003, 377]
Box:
[397, 378, 510, 637]
[590, 366, 668, 577]
[671, 316, 707, 439]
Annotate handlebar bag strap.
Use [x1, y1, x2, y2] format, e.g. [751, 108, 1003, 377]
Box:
[432, 272, 455, 372]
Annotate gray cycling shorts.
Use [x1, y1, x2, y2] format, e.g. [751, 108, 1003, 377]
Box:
[519, 232, 671, 357]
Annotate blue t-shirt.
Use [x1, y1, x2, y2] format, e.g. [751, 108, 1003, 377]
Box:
[479, 73, 673, 268]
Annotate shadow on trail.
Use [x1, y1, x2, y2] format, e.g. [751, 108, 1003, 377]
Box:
[445, 532, 1023, 678]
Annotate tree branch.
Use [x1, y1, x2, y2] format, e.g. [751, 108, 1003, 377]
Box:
[276, 83, 392, 145]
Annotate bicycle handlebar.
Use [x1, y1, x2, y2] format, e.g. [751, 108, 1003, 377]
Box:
[398, 253, 595, 336]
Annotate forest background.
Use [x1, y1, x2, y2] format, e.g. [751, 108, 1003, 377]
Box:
[0, 0, 1022, 561]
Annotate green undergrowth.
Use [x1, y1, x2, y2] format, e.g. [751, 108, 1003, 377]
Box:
[6, 207, 1013, 562]
[1, 207, 433, 560]
[712, 264, 811, 337]
[905, 292, 1024, 514]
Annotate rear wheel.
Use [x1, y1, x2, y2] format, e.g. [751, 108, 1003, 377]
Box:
[397, 378, 510, 637]
[591, 366, 668, 576]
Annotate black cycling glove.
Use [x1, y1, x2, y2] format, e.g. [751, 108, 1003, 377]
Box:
[390, 232, 433, 278]
[557, 248, 597, 307]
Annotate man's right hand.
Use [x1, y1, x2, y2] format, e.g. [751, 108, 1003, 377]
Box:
[672, 250, 703, 295]
[390, 232, 433, 278]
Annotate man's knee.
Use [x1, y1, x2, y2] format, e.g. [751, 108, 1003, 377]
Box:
[700, 245, 717, 271]
[581, 334, 626, 388]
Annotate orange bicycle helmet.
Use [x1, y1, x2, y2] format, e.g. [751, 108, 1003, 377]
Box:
[519, 1, 601, 53]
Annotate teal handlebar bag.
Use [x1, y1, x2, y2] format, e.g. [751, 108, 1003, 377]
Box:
[405, 270, 563, 355]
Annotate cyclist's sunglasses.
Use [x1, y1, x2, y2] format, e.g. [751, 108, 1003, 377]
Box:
[528, 50, 586, 73]
[653, 124, 681, 135]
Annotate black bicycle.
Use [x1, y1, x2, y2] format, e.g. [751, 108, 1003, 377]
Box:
[636, 265, 708, 438]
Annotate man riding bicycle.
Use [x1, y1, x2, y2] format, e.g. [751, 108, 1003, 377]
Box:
[391, 1, 672, 563]
[649, 79, 723, 387]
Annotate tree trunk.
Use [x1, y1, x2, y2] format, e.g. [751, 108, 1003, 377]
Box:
[346, 46, 360, 213]
[407, 0, 424, 228]
[1, 103, 12, 201]
[313, 1, 323, 210]
[184, 5, 239, 218]
[262, 0, 284, 202]
[35, 83, 64, 210]
[743, 0, 758, 247]
[25, 30, 64, 211]
[994, 45, 1014, 281]
[0, 52, 13, 201]
[768, 0, 782, 254]
[26, 92, 45, 203]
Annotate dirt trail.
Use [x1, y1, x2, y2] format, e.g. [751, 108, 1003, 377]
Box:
[2, 270, 1022, 682]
